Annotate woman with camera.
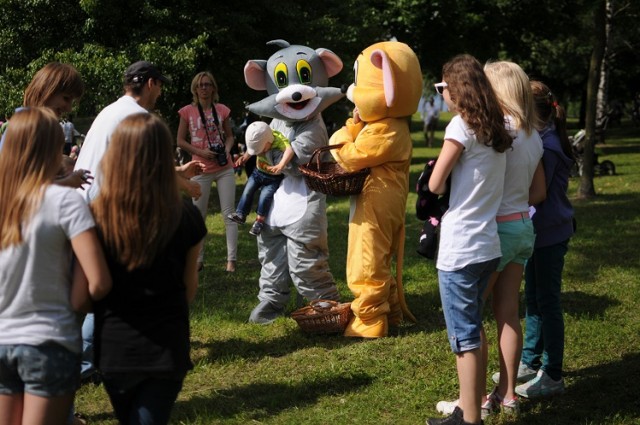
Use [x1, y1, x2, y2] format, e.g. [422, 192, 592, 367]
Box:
[177, 71, 237, 273]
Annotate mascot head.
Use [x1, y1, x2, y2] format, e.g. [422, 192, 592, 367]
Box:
[244, 39, 344, 122]
[346, 41, 422, 122]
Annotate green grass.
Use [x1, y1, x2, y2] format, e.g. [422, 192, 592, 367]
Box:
[75, 116, 640, 425]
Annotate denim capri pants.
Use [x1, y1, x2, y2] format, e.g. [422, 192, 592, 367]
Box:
[438, 257, 500, 353]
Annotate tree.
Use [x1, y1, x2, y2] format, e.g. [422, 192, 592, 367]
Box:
[579, 0, 607, 199]
[0, 0, 638, 147]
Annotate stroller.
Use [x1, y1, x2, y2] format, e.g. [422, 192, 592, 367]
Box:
[569, 129, 616, 177]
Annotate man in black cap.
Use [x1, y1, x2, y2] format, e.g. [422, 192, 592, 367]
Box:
[71, 60, 200, 391]
[75, 60, 171, 201]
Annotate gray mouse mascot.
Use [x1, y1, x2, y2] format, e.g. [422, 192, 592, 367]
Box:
[243, 39, 344, 323]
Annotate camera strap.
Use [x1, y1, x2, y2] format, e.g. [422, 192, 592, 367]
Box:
[197, 102, 221, 148]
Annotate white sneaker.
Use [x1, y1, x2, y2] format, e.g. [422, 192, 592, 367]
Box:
[500, 395, 520, 417]
[492, 362, 538, 384]
[435, 399, 458, 415]
[515, 369, 564, 399]
[481, 388, 499, 419]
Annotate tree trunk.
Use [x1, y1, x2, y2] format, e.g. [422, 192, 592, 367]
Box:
[595, 0, 613, 144]
[578, 0, 608, 199]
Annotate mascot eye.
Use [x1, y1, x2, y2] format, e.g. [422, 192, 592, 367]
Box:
[296, 60, 312, 85]
[274, 62, 288, 88]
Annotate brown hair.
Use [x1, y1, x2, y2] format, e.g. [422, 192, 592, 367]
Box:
[442, 54, 512, 153]
[530, 80, 573, 158]
[0, 107, 65, 249]
[91, 113, 182, 270]
[23, 62, 84, 108]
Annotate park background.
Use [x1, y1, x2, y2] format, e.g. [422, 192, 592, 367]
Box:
[1, 0, 639, 423]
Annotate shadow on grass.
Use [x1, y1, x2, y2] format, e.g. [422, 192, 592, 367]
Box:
[192, 330, 359, 363]
[562, 351, 640, 421]
[570, 193, 640, 281]
[517, 352, 640, 424]
[172, 373, 374, 422]
[598, 143, 640, 155]
[562, 290, 620, 319]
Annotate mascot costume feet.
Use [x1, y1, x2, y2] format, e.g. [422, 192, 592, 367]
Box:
[244, 40, 344, 324]
[329, 41, 422, 338]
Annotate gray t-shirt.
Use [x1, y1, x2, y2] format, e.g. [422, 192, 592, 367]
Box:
[0, 184, 95, 353]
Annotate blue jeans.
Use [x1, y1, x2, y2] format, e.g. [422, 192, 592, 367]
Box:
[438, 258, 500, 353]
[521, 239, 569, 381]
[80, 313, 94, 379]
[0, 343, 80, 397]
[236, 169, 283, 217]
[102, 373, 184, 425]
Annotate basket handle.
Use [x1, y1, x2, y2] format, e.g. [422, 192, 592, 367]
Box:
[306, 144, 345, 170]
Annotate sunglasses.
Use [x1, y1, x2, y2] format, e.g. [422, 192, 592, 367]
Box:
[198, 83, 214, 89]
[434, 82, 448, 95]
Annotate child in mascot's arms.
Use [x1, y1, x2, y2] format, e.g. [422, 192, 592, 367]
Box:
[329, 41, 422, 338]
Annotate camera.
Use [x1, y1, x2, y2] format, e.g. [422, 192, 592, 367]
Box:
[210, 143, 228, 166]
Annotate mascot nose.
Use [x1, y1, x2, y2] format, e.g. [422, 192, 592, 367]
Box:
[341, 84, 349, 94]
[292, 92, 302, 101]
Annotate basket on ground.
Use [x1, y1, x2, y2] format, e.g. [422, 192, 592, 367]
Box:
[291, 300, 353, 334]
[298, 144, 370, 196]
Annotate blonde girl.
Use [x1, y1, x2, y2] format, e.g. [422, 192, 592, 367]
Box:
[0, 107, 110, 425]
[478, 61, 545, 417]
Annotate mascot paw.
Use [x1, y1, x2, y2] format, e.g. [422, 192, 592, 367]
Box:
[248, 300, 284, 324]
[344, 315, 388, 338]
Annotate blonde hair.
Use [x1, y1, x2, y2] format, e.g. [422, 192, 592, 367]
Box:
[23, 62, 84, 108]
[91, 113, 182, 271]
[0, 108, 65, 249]
[190, 71, 219, 104]
[484, 61, 536, 135]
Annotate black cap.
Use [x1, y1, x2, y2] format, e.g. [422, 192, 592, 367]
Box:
[124, 61, 171, 84]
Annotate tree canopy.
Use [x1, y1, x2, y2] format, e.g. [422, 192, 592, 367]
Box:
[0, 0, 638, 135]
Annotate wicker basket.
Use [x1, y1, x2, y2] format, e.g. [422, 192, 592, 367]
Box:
[298, 144, 370, 196]
[291, 300, 353, 334]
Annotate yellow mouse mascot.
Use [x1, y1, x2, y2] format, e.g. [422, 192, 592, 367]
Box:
[329, 41, 422, 338]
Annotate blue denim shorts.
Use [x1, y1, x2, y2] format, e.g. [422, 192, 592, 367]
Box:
[496, 219, 535, 271]
[438, 258, 500, 353]
[0, 344, 81, 397]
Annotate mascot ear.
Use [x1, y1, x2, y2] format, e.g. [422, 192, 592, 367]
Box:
[244, 60, 268, 91]
[370, 49, 395, 108]
[316, 48, 343, 78]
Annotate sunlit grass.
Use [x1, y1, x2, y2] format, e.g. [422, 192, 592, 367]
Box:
[76, 118, 640, 424]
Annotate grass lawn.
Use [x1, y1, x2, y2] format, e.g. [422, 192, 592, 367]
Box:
[75, 114, 640, 425]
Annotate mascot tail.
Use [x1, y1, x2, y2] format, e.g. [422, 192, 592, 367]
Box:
[396, 225, 417, 323]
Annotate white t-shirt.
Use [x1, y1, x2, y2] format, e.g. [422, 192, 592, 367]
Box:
[437, 115, 505, 271]
[0, 185, 95, 353]
[75, 95, 147, 202]
[497, 116, 543, 216]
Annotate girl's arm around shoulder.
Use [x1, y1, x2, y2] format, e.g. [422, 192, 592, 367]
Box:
[70, 228, 112, 312]
[529, 160, 547, 206]
[429, 139, 463, 194]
